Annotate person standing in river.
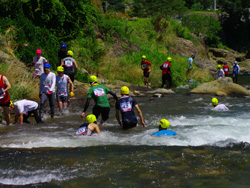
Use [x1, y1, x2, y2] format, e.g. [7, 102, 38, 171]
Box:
[39, 63, 56, 118]
[56, 66, 74, 114]
[232, 61, 240, 83]
[160, 57, 172, 89]
[81, 75, 118, 124]
[141, 55, 152, 88]
[0, 75, 11, 125]
[60, 50, 78, 89]
[116, 86, 145, 129]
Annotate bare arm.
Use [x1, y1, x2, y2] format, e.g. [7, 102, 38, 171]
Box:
[3, 76, 11, 93]
[74, 60, 78, 73]
[67, 76, 74, 92]
[60, 60, 64, 67]
[19, 113, 23, 124]
[88, 123, 100, 133]
[135, 104, 145, 127]
[116, 109, 122, 127]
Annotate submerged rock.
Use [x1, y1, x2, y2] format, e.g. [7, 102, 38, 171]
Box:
[190, 77, 250, 96]
[146, 88, 175, 94]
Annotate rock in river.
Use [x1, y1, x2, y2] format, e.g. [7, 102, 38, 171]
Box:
[190, 77, 250, 96]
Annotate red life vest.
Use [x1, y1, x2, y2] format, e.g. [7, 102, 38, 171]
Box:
[161, 62, 171, 74]
[0, 75, 10, 105]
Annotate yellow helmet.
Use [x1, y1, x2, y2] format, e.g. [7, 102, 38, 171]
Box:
[142, 55, 146, 59]
[121, 86, 129, 95]
[70, 91, 74, 97]
[57, 66, 64, 72]
[211, 98, 218, 106]
[86, 114, 97, 123]
[89, 75, 98, 83]
[217, 65, 222, 69]
[10, 101, 13, 106]
[167, 57, 172, 62]
[67, 50, 73, 56]
[159, 119, 170, 129]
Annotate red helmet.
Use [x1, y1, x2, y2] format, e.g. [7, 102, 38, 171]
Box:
[36, 49, 42, 54]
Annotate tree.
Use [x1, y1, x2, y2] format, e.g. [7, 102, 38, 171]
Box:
[132, 0, 187, 18]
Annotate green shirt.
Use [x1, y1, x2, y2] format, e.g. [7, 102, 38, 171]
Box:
[87, 84, 111, 107]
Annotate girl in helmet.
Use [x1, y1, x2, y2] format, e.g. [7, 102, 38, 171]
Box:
[211, 64, 225, 79]
[28, 49, 48, 79]
[152, 119, 178, 136]
[116, 86, 145, 129]
[76, 114, 100, 136]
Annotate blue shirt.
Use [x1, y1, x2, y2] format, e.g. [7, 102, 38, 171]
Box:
[152, 130, 178, 136]
[233, 65, 239, 73]
[116, 96, 137, 123]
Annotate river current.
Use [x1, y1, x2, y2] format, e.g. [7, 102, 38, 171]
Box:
[0, 80, 250, 187]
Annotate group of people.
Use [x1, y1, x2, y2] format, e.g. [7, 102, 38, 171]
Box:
[1, 49, 233, 137]
[212, 61, 240, 83]
[140, 55, 196, 89]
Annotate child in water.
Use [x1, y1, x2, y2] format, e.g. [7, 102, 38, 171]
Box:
[211, 98, 229, 111]
[152, 119, 178, 136]
[76, 114, 100, 136]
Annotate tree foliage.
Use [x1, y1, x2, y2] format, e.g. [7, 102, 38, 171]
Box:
[182, 14, 222, 46]
[218, 0, 250, 51]
[131, 0, 188, 18]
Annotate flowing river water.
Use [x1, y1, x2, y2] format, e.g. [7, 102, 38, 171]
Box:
[0, 78, 250, 187]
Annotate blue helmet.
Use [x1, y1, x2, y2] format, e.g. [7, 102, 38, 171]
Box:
[234, 61, 237, 64]
[61, 44, 66, 49]
[44, 63, 51, 69]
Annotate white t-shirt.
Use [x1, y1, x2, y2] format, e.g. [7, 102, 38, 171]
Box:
[56, 74, 69, 96]
[39, 72, 56, 94]
[33, 56, 47, 76]
[213, 104, 229, 111]
[14, 99, 38, 115]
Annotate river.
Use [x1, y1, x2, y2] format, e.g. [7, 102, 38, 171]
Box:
[0, 80, 250, 187]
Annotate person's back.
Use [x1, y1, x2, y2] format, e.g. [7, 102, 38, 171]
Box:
[223, 63, 229, 76]
[62, 57, 75, 75]
[116, 96, 137, 123]
[211, 98, 229, 111]
[152, 119, 177, 136]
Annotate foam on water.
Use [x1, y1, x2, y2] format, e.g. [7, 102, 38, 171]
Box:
[1, 113, 249, 148]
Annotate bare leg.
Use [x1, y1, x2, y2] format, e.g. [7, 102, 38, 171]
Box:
[3, 106, 10, 125]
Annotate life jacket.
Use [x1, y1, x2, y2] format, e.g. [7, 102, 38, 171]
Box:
[0, 75, 10, 105]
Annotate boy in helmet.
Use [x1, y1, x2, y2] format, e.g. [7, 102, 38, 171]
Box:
[9, 100, 43, 124]
[81, 75, 118, 124]
[211, 98, 229, 111]
[160, 57, 172, 89]
[232, 61, 240, 83]
[152, 119, 178, 136]
[76, 114, 100, 136]
[187, 55, 195, 75]
[28, 49, 48, 79]
[58, 44, 68, 66]
[141, 55, 152, 88]
[116, 86, 145, 129]
[39, 63, 56, 118]
[211, 65, 224, 79]
[56, 66, 74, 114]
[60, 50, 78, 88]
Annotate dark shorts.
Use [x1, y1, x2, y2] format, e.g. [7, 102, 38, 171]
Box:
[65, 72, 75, 83]
[143, 72, 150, 78]
[57, 95, 68, 103]
[122, 121, 137, 129]
[92, 105, 110, 121]
[0, 100, 10, 107]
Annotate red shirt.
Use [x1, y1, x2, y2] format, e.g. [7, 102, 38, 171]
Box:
[223, 65, 229, 75]
[161, 62, 171, 74]
[0, 75, 10, 105]
[141, 60, 152, 73]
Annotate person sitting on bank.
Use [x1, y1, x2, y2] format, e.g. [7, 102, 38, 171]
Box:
[76, 114, 100, 136]
[152, 119, 178, 136]
[211, 98, 229, 111]
[116, 86, 145, 129]
[9, 100, 43, 124]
